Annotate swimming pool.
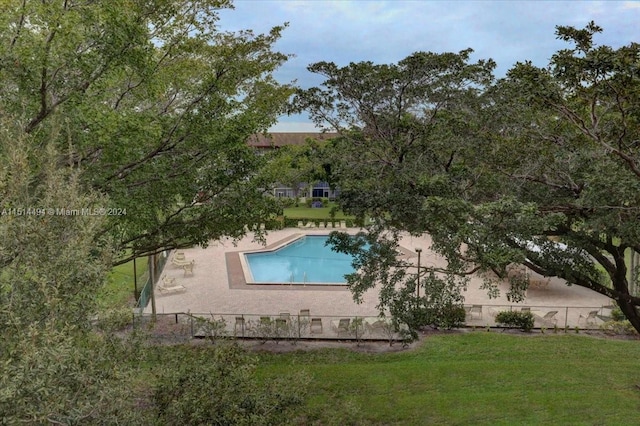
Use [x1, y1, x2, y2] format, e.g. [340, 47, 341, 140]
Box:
[243, 235, 355, 284]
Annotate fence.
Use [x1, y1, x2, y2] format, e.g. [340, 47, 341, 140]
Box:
[463, 303, 616, 330]
[132, 304, 619, 343]
[134, 250, 171, 312]
[133, 312, 408, 344]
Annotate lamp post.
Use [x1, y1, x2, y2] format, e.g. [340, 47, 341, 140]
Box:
[415, 248, 422, 301]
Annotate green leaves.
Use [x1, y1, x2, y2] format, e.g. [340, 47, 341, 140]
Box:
[1, 0, 294, 263]
[302, 23, 640, 332]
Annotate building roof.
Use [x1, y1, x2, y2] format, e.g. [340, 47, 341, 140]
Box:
[246, 132, 338, 148]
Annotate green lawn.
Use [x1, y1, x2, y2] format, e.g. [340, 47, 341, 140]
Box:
[249, 333, 640, 425]
[284, 203, 353, 220]
[97, 257, 148, 310]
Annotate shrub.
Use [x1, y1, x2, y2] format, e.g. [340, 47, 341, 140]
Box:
[425, 304, 466, 329]
[153, 343, 310, 425]
[494, 311, 534, 332]
[95, 308, 133, 332]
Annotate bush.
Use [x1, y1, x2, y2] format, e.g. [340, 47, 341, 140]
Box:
[153, 343, 310, 425]
[95, 307, 133, 332]
[422, 303, 466, 329]
[495, 311, 534, 332]
[437, 304, 467, 329]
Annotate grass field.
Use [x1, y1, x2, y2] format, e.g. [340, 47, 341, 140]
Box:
[247, 333, 640, 425]
[283, 203, 353, 220]
[97, 257, 148, 310]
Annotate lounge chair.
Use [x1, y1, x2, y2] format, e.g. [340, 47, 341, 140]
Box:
[537, 310, 558, 326]
[157, 276, 186, 294]
[279, 312, 290, 321]
[310, 318, 323, 334]
[365, 318, 389, 335]
[340, 220, 346, 228]
[297, 221, 304, 228]
[172, 256, 192, 268]
[162, 275, 176, 287]
[260, 316, 272, 325]
[470, 305, 483, 320]
[580, 310, 599, 326]
[182, 260, 195, 277]
[333, 318, 350, 337]
[174, 252, 185, 262]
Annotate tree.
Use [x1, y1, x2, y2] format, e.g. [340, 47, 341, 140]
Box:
[0, 120, 148, 424]
[296, 50, 496, 334]
[0, 0, 293, 264]
[300, 24, 640, 333]
[0, 120, 114, 330]
[474, 22, 640, 329]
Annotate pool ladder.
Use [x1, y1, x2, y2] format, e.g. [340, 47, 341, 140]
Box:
[288, 272, 308, 285]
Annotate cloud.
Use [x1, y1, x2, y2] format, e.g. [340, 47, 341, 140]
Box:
[622, 1, 640, 9]
[218, 0, 639, 132]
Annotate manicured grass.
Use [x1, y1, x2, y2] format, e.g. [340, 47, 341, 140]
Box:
[97, 257, 148, 310]
[252, 333, 640, 425]
[284, 203, 353, 220]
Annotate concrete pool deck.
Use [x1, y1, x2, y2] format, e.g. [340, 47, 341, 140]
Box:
[148, 228, 611, 323]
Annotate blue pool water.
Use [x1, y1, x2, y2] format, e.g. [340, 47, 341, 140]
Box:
[245, 235, 355, 284]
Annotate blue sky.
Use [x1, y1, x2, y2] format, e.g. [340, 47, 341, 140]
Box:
[217, 1, 640, 132]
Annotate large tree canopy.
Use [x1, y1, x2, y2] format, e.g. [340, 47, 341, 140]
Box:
[300, 24, 640, 333]
[0, 0, 293, 264]
[296, 50, 497, 333]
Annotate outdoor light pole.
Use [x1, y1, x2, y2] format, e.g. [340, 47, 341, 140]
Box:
[415, 248, 422, 301]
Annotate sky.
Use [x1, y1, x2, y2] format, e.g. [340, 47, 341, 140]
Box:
[217, 0, 640, 132]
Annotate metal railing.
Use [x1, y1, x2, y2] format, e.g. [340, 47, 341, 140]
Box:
[133, 312, 408, 343]
[131, 304, 620, 343]
[463, 304, 616, 330]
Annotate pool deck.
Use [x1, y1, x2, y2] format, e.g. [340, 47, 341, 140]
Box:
[148, 228, 610, 321]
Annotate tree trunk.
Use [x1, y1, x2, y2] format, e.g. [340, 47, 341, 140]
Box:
[614, 295, 640, 334]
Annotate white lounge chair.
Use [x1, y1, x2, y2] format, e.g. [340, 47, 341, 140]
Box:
[310, 318, 323, 334]
[182, 260, 195, 277]
[536, 310, 558, 326]
[157, 276, 186, 294]
[579, 310, 599, 326]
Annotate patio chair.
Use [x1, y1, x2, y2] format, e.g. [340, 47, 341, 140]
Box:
[279, 312, 290, 322]
[182, 260, 195, 277]
[470, 305, 483, 320]
[260, 316, 272, 325]
[299, 309, 310, 319]
[297, 221, 304, 228]
[174, 252, 185, 262]
[310, 318, 323, 334]
[340, 220, 346, 228]
[334, 318, 350, 337]
[539, 310, 558, 326]
[162, 275, 176, 287]
[365, 318, 388, 335]
[580, 310, 599, 326]
[157, 276, 186, 294]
